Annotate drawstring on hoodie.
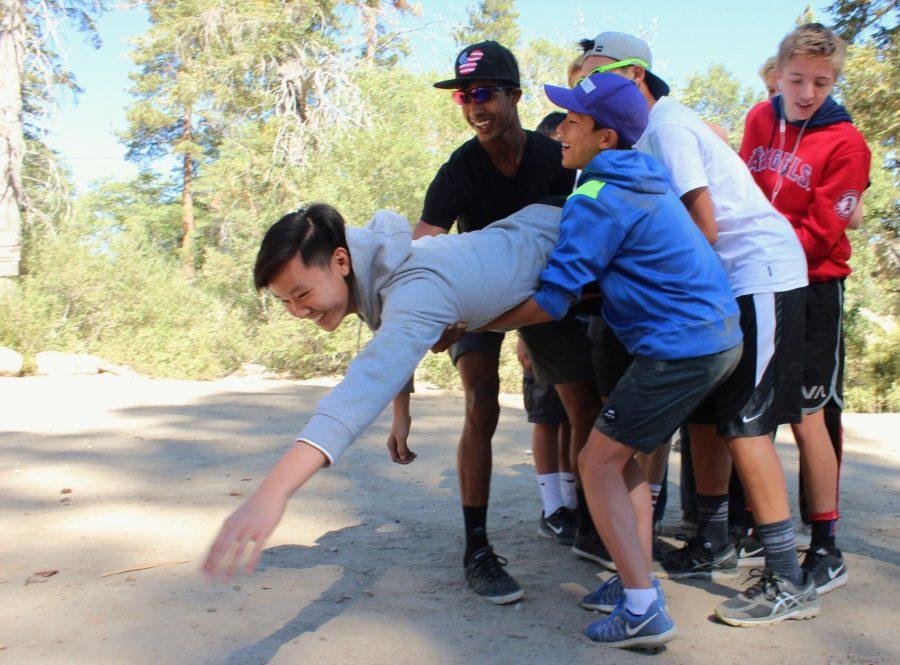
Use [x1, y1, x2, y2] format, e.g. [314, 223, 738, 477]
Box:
[771, 112, 811, 204]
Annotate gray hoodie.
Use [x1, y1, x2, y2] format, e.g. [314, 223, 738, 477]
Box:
[297, 204, 561, 464]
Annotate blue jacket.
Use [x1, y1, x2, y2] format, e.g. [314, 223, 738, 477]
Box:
[534, 150, 742, 360]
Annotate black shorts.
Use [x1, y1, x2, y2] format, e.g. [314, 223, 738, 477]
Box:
[523, 369, 568, 424]
[449, 317, 594, 386]
[596, 344, 742, 454]
[690, 288, 806, 437]
[517, 316, 595, 386]
[587, 316, 634, 397]
[802, 279, 845, 414]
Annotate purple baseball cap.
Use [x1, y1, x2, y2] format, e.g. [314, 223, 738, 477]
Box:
[544, 72, 649, 147]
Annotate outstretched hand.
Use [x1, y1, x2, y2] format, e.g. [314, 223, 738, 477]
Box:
[203, 489, 287, 582]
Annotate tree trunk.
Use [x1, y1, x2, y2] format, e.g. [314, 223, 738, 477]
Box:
[181, 108, 194, 276]
[0, 0, 25, 279]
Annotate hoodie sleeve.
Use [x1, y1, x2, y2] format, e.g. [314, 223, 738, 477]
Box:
[792, 143, 871, 263]
[533, 187, 629, 320]
[296, 279, 452, 464]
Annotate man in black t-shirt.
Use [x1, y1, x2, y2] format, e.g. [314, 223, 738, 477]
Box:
[402, 41, 598, 605]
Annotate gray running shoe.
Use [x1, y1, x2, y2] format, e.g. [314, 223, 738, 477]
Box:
[538, 507, 576, 545]
[464, 545, 524, 605]
[657, 536, 739, 580]
[572, 528, 616, 570]
[802, 546, 848, 595]
[715, 569, 820, 627]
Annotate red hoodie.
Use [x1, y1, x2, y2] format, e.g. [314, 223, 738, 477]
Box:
[740, 96, 871, 282]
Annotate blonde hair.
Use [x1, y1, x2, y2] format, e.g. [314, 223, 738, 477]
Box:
[777, 23, 846, 75]
[759, 56, 778, 82]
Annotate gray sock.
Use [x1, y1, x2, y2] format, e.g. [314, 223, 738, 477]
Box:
[696, 493, 729, 549]
[756, 519, 802, 585]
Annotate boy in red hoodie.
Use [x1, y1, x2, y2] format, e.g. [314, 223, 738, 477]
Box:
[741, 22, 871, 596]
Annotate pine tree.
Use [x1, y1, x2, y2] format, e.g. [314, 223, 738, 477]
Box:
[0, 0, 102, 279]
[454, 0, 520, 49]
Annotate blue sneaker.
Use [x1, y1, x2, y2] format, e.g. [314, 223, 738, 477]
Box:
[581, 576, 665, 613]
[584, 597, 677, 649]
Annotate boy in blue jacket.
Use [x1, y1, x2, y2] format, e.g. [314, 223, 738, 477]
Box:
[484, 73, 743, 648]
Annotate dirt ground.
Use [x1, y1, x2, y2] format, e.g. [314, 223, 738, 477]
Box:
[1, 375, 898, 664]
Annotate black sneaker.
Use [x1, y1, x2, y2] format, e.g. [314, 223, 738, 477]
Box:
[572, 528, 616, 570]
[464, 545, 524, 605]
[715, 569, 820, 627]
[538, 507, 576, 545]
[657, 536, 739, 580]
[801, 546, 848, 594]
[735, 530, 765, 567]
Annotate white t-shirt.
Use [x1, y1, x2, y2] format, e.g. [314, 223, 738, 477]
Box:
[634, 97, 807, 297]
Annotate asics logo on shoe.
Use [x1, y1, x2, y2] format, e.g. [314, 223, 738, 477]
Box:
[772, 592, 804, 613]
[741, 411, 764, 423]
[827, 564, 845, 580]
[625, 612, 659, 636]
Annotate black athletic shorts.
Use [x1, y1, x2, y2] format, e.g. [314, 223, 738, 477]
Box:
[587, 316, 634, 398]
[523, 369, 568, 424]
[801, 279, 845, 414]
[596, 344, 742, 454]
[449, 316, 594, 386]
[690, 287, 806, 437]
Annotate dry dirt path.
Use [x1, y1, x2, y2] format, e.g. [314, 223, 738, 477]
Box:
[1, 375, 898, 664]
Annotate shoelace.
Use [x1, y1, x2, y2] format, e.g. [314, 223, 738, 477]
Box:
[474, 550, 510, 582]
[742, 568, 782, 601]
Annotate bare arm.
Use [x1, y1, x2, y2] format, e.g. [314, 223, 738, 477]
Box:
[387, 391, 416, 464]
[680, 186, 718, 244]
[203, 443, 327, 581]
[477, 297, 553, 332]
[413, 220, 448, 240]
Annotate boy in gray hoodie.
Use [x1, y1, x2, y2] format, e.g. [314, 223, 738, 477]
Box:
[203, 201, 568, 600]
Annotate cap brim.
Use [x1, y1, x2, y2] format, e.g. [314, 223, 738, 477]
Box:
[433, 77, 519, 89]
[645, 71, 670, 99]
[544, 84, 591, 115]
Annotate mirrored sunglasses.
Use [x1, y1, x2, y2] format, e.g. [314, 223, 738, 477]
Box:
[452, 85, 512, 105]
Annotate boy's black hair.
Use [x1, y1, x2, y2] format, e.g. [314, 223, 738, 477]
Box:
[578, 38, 594, 54]
[253, 203, 349, 291]
[535, 111, 566, 138]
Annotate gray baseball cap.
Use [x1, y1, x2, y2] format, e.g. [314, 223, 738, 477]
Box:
[583, 32, 670, 99]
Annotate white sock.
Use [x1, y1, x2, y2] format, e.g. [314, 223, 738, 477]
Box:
[624, 587, 657, 616]
[537, 473, 565, 516]
[559, 472, 577, 509]
[649, 483, 662, 508]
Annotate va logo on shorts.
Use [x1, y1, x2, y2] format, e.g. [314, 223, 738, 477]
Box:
[603, 408, 617, 422]
[802, 385, 827, 400]
[834, 190, 860, 220]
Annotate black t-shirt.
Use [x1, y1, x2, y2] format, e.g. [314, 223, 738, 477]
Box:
[421, 130, 576, 233]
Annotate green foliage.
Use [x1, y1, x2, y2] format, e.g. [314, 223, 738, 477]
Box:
[454, 0, 521, 49]
[675, 64, 762, 148]
[0, 217, 248, 379]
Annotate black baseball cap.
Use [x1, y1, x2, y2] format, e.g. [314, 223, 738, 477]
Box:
[433, 41, 520, 89]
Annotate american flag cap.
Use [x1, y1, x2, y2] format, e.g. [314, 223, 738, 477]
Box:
[433, 41, 520, 89]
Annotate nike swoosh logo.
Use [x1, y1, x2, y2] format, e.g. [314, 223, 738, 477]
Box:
[739, 547, 763, 558]
[827, 564, 845, 580]
[549, 523, 565, 535]
[742, 412, 764, 423]
[626, 612, 659, 636]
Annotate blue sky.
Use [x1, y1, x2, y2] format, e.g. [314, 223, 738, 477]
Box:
[49, 0, 827, 191]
